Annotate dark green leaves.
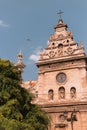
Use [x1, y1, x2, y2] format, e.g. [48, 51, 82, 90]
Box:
[0, 59, 49, 130]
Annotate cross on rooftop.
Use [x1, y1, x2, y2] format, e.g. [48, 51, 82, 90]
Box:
[57, 10, 64, 19]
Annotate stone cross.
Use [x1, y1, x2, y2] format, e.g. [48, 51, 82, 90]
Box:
[57, 10, 64, 19]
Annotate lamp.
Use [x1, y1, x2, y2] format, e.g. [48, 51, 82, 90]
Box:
[64, 109, 78, 130]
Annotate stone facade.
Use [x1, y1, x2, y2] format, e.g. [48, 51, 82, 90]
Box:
[22, 18, 87, 130]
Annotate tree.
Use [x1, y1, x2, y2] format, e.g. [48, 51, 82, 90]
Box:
[0, 59, 49, 130]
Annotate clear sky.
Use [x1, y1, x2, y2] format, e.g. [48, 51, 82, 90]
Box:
[0, 0, 87, 80]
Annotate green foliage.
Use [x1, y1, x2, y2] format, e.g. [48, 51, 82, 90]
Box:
[0, 59, 49, 130]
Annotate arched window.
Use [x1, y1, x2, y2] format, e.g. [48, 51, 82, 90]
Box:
[70, 87, 76, 99]
[48, 89, 54, 100]
[58, 87, 65, 99]
[58, 44, 63, 56]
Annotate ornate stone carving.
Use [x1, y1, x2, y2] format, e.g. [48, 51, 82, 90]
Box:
[67, 31, 73, 37]
[48, 50, 55, 58]
[58, 34, 64, 39]
[58, 49, 63, 56]
[55, 123, 67, 128]
[65, 46, 74, 55]
[50, 33, 67, 41]
[80, 41, 84, 48]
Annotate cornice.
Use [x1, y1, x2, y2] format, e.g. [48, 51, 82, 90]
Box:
[36, 54, 87, 66]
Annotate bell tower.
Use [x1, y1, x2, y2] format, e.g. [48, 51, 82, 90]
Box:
[34, 13, 87, 130]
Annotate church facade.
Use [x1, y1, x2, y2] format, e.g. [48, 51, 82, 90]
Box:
[22, 16, 87, 130]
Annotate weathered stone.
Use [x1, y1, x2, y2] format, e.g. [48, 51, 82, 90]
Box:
[22, 17, 87, 130]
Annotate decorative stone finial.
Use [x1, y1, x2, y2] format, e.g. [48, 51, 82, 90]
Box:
[15, 50, 25, 81]
[17, 50, 23, 64]
[80, 41, 84, 48]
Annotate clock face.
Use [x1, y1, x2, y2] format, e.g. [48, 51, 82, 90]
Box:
[56, 72, 66, 83]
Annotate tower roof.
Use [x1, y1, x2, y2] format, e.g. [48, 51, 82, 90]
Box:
[36, 16, 85, 66]
[54, 18, 68, 30]
[15, 50, 25, 71]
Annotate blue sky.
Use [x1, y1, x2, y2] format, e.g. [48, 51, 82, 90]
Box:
[0, 0, 87, 80]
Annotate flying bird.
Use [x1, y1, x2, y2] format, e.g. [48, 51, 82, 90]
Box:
[26, 38, 31, 41]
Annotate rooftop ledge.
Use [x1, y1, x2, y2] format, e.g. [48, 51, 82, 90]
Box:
[36, 54, 87, 66]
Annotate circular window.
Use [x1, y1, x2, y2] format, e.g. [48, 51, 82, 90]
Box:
[59, 114, 66, 122]
[56, 72, 66, 83]
[58, 43, 63, 48]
